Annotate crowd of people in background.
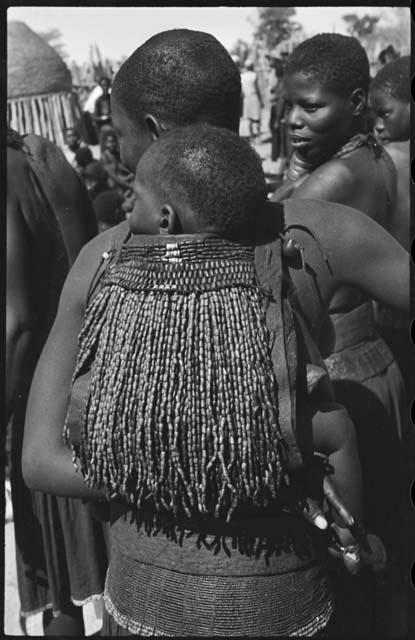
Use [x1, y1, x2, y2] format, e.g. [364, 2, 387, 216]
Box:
[61, 76, 133, 236]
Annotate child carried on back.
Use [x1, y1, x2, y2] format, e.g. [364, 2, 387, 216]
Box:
[64, 123, 385, 576]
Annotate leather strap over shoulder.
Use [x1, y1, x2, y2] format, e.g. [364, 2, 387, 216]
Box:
[254, 201, 302, 469]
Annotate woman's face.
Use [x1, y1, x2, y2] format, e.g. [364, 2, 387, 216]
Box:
[111, 96, 154, 172]
[104, 135, 118, 153]
[283, 71, 358, 164]
[369, 88, 410, 144]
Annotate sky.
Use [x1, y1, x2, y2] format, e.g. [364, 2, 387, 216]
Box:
[7, 5, 398, 65]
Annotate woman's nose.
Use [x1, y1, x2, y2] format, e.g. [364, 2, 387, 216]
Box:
[374, 117, 385, 134]
[287, 105, 304, 129]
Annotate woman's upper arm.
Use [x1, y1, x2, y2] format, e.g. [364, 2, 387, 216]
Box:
[337, 210, 409, 311]
[291, 162, 355, 204]
[23, 250, 89, 472]
[283, 198, 409, 324]
[315, 201, 409, 312]
[22, 228, 114, 491]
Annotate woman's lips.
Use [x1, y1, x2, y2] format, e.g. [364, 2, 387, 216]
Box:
[289, 135, 310, 148]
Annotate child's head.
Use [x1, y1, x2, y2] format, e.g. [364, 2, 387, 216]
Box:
[111, 29, 242, 172]
[283, 34, 370, 163]
[129, 123, 267, 241]
[384, 45, 399, 65]
[369, 56, 410, 143]
[99, 76, 111, 94]
[101, 130, 119, 154]
[74, 146, 93, 169]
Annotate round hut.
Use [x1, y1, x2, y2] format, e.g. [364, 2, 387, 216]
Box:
[7, 20, 82, 149]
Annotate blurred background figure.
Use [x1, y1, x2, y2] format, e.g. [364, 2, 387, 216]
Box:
[74, 145, 94, 175]
[240, 59, 263, 140]
[83, 160, 110, 201]
[93, 76, 112, 133]
[99, 128, 134, 198]
[369, 55, 410, 381]
[377, 44, 400, 68]
[63, 126, 90, 167]
[7, 129, 106, 636]
[231, 54, 244, 118]
[268, 58, 288, 177]
[92, 189, 125, 233]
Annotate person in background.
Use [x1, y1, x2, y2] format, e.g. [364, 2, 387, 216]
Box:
[92, 189, 125, 233]
[74, 145, 94, 176]
[369, 55, 411, 384]
[63, 127, 90, 168]
[99, 129, 134, 197]
[241, 59, 263, 140]
[370, 55, 410, 251]
[83, 82, 104, 114]
[378, 44, 400, 68]
[80, 82, 105, 147]
[268, 58, 288, 176]
[94, 77, 112, 133]
[7, 128, 106, 636]
[83, 160, 110, 201]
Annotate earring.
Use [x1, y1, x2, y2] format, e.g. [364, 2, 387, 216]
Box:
[160, 219, 169, 229]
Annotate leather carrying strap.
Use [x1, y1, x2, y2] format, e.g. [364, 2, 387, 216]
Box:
[254, 202, 302, 469]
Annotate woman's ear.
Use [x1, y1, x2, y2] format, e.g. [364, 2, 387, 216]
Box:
[144, 114, 167, 142]
[159, 204, 177, 235]
[350, 88, 366, 117]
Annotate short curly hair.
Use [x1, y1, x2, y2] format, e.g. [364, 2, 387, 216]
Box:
[93, 190, 124, 225]
[140, 124, 267, 240]
[285, 33, 370, 96]
[112, 29, 241, 133]
[74, 147, 94, 168]
[370, 55, 410, 102]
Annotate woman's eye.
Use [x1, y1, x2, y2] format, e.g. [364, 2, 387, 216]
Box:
[304, 105, 318, 113]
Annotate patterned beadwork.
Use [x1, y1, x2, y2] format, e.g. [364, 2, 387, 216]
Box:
[64, 238, 289, 522]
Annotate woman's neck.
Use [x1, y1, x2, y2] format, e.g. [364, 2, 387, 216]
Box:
[289, 120, 369, 181]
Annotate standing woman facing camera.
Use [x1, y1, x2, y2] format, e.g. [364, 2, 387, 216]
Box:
[272, 33, 409, 637]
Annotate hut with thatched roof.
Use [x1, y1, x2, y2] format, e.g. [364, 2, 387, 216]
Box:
[7, 21, 82, 149]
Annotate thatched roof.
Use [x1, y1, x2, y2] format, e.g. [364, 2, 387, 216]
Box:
[7, 21, 72, 98]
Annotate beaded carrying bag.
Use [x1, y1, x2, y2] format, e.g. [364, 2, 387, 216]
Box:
[64, 204, 303, 522]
